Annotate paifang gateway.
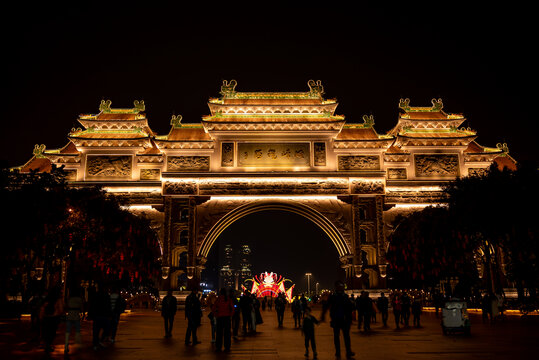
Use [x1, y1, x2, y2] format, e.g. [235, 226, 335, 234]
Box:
[16, 80, 516, 290]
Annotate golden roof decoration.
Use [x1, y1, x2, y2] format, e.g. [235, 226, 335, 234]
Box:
[170, 114, 182, 128]
[362, 114, 375, 127]
[33, 144, 46, 158]
[220, 80, 238, 96]
[398, 98, 444, 112]
[496, 142, 509, 154]
[307, 80, 324, 96]
[99, 99, 112, 113]
[133, 100, 145, 112]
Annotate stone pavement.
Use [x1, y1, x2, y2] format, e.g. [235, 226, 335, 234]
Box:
[2, 305, 539, 360]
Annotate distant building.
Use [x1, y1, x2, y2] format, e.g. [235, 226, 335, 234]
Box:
[218, 244, 252, 290]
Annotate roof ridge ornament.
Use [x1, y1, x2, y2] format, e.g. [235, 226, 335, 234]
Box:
[431, 98, 443, 111]
[398, 98, 411, 111]
[496, 142, 509, 154]
[362, 114, 375, 127]
[307, 80, 324, 96]
[33, 144, 46, 158]
[99, 99, 112, 113]
[220, 80, 238, 96]
[171, 114, 182, 128]
[134, 100, 145, 112]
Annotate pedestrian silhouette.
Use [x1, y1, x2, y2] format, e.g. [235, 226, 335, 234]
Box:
[161, 289, 177, 338]
[321, 281, 355, 359]
[302, 307, 319, 359]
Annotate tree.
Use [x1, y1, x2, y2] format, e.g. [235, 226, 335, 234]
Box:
[386, 206, 479, 294]
[0, 166, 162, 306]
[445, 163, 539, 299]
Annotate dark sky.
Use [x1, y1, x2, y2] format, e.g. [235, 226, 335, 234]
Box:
[2, 3, 536, 287]
[2, 3, 536, 167]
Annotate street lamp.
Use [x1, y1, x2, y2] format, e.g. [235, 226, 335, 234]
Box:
[305, 273, 312, 296]
[315, 282, 319, 295]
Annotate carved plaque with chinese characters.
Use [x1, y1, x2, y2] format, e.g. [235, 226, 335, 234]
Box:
[338, 155, 380, 171]
[415, 154, 459, 177]
[167, 156, 210, 172]
[237, 143, 310, 167]
[86, 155, 132, 178]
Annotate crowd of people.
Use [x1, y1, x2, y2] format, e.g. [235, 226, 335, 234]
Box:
[27, 283, 127, 355]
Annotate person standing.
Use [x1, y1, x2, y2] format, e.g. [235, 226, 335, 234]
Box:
[161, 289, 177, 338]
[205, 292, 217, 343]
[213, 288, 234, 352]
[392, 292, 402, 330]
[411, 296, 422, 327]
[252, 294, 263, 332]
[88, 285, 112, 350]
[275, 292, 286, 327]
[292, 296, 302, 328]
[362, 292, 372, 331]
[377, 292, 389, 327]
[239, 290, 253, 334]
[268, 297, 273, 311]
[64, 286, 83, 355]
[184, 288, 202, 345]
[321, 281, 354, 359]
[229, 289, 240, 340]
[109, 286, 126, 343]
[300, 294, 308, 320]
[301, 307, 319, 359]
[401, 291, 411, 327]
[40, 287, 64, 354]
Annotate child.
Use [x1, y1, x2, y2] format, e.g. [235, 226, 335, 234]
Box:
[301, 307, 319, 358]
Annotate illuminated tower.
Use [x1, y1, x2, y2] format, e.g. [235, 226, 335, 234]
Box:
[238, 245, 252, 287]
[219, 244, 235, 289]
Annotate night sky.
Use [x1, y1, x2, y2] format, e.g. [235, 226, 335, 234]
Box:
[3, 3, 536, 288]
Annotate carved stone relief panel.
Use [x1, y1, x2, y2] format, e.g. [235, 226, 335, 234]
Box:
[468, 167, 488, 177]
[163, 180, 198, 195]
[237, 143, 310, 167]
[140, 168, 161, 180]
[86, 155, 132, 178]
[351, 180, 384, 194]
[221, 143, 234, 167]
[314, 142, 326, 166]
[167, 156, 210, 172]
[387, 168, 407, 180]
[338, 155, 380, 171]
[198, 178, 350, 195]
[414, 154, 459, 177]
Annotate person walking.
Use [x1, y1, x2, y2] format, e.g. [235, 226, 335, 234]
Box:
[161, 289, 177, 338]
[354, 293, 363, 330]
[292, 296, 302, 328]
[275, 292, 286, 327]
[392, 292, 402, 330]
[321, 281, 354, 359]
[40, 287, 64, 354]
[64, 285, 83, 355]
[213, 288, 234, 352]
[109, 285, 126, 343]
[239, 290, 253, 334]
[411, 296, 422, 327]
[301, 307, 319, 359]
[184, 288, 202, 345]
[362, 292, 372, 331]
[377, 292, 389, 327]
[300, 294, 308, 320]
[88, 285, 112, 350]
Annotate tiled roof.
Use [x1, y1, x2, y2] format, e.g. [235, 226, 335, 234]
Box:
[204, 115, 340, 123]
[336, 128, 380, 140]
[20, 157, 52, 173]
[165, 128, 212, 141]
[494, 156, 517, 171]
[95, 113, 139, 120]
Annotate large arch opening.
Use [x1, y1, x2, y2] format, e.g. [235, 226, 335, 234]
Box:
[203, 209, 346, 293]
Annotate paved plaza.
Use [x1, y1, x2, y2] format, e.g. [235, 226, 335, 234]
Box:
[2, 305, 539, 360]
